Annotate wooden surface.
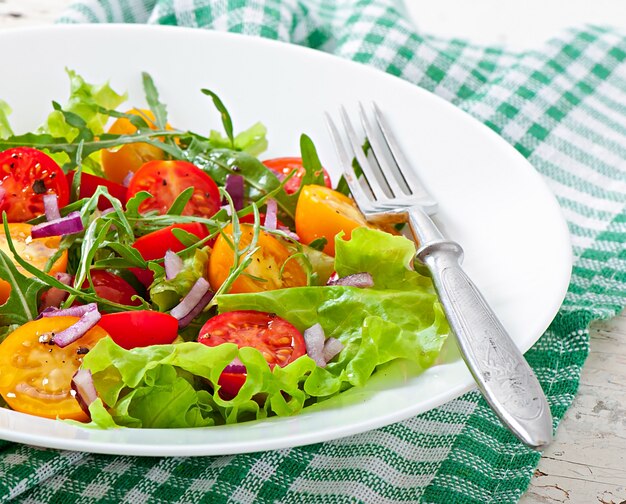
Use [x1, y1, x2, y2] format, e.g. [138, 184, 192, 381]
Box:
[1, 1, 625, 502]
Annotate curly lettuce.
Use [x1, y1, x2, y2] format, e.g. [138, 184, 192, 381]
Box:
[81, 228, 449, 428]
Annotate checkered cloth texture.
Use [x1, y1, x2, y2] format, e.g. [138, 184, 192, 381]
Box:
[0, 1, 624, 502]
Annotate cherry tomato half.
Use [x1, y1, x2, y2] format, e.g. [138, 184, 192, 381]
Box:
[262, 157, 332, 195]
[208, 224, 307, 294]
[86, 270, 142, 306]
[0, 223, 68, 305]
[0, 317, 109, 420]
[295, 184, 370, 256]
[66, 171, 128, 210]
[97, 311, 179, 350]
[0, 147, 70, 222]
[101, 109, 167, 184]
[131, 222, 209, 287]
[127, 160, 221, 217]
[198, 310, 306, 398]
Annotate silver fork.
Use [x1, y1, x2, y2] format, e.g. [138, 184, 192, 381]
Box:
[326, 103, 553, 449]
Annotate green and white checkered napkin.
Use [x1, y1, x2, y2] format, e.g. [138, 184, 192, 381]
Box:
[1, 1, 624, 502]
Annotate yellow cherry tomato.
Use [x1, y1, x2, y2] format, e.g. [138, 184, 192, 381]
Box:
[100, 108, 167, 184]
[0, 223, 68, 305]
[295, 184, 370, 256]
[0, 317, 109, 421]
[209, 224, 307, 293]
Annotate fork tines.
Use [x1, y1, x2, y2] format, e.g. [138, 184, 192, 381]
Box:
[325, 103, 438, 216]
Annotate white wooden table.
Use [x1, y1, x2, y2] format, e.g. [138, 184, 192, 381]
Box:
[1, 1, 625, 502]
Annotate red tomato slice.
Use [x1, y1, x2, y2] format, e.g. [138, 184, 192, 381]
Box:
[198, 310, 306, 398]
[126, 160, 220, 217]
[66, 171, 128, 210]
[97, 311, 179, 349]
[262, 157, 332, 195]
[86, 270, 141, 306]
[0, 147, 70, 222]
[131, 222, 209, 287]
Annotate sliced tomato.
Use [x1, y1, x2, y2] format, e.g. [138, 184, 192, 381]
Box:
[85, 270, 141, 306]
[295, 184, 370, 256]
[0, 223, 68, 305]
[198, 310, 306, 398]
[131, 222, 209, 287]
[0, 317, 109, 420]
[101, 108, 167, 184]
[208, 224, 307, 294]
[127, 160, 221, 217]
[66, 171, 128, 210]
[97, 311, 178, 350]
[262, 157, 332, 195]
[0, 147, 70, 222]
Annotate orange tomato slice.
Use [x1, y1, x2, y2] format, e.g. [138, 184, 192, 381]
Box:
[0, 223, 68, 305]
[101, 108, 167, 184]
[209, 224, 307, 293]
[0, 317, 109, 421]
[295, 184, 370, 256]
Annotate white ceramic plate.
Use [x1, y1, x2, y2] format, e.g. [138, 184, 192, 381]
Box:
[0, 25, 571, 456]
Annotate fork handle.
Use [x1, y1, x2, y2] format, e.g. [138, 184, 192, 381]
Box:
[408, 209, 553, 449]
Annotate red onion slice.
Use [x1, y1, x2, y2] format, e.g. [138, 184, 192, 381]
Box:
[31, 211, 84, 239]
[0, 186, 5, 204]
[224, 174, 245, 211]
[71, 369, 99, 416]
[304, 323, 327, 367]
[164, 249, 183, 280]
[122, 171, 134, 188]
[43, 193, 61, 221]
[38, 272, 73, 312]
[223, 357, 246, 374]
[51, 305, 101, 348]
[264, 199, 278, 230]
[42, 302, 98, 319]
[322, 337, 344, 363]
[176, 288, 215, 329]
[278, 226, 300, 241]
[326, 272, 374, 288]
[170, 277, 214, 328]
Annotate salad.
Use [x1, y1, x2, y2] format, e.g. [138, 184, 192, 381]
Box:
[0, 70, 448, 429]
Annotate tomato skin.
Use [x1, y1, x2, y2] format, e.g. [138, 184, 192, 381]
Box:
[0, 317, 109, 420]
[97, 311, 178, 350]
[262, 157, 332, 195]
[66, 171, 128, 210]
[127, 160, 221, 217]
[198, 310, 306, 398]
[295, 185, 370, 256]
[101, 109, 167, 184]
[239, 212, 286, 228]
[131, 222, 209, 287]
[0, 147, 70, 222]
[208, 224, 307, 294]
[0, 223, 68, 305]
[85, 270, 141, 306]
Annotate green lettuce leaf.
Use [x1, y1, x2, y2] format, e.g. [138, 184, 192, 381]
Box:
[218, 228, 449, 394]
[80, 228, 448, 429]
[209, 122, 268, 157]
[0, 99, 13, 139]
[81, 337, 318, 428]
[42, 69, 127, 140]
[149, 247, 209, 311]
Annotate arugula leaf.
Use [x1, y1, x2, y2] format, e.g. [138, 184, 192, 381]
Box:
[141, 72, 168, 131]
[0, 249, 45, 329]
[194, 148, 297, 220]
[0, 99, 13, 139]
[166, 187, 194, 216]
[202, 89, 234, 148]
[209, 122, 268, 157]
